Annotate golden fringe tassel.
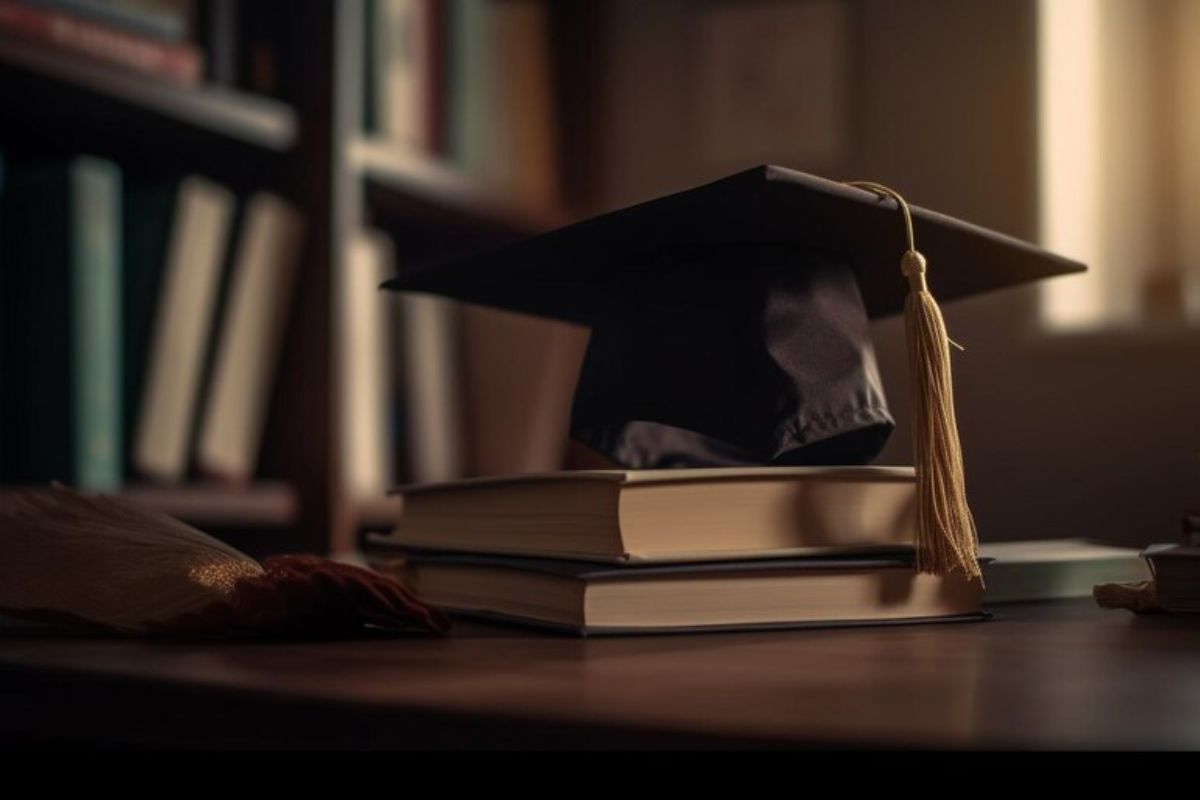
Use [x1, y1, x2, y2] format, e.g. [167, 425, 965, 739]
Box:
[902, 251, 980, 579]
[845, 181, 981, 579]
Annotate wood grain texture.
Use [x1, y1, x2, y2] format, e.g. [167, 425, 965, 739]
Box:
[2, 600, 1199, 749]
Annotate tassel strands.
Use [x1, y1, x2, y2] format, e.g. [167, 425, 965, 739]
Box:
[845, 181, 981, 580]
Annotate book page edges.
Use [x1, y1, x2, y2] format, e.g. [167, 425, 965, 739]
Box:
[365, 532, 915, 565]
[390, 464, 916, 495]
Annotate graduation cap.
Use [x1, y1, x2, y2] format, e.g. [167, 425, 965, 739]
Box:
[383, 166, 1085, 578]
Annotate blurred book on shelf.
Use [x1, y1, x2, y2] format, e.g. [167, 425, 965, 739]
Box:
[1, 148, 304, 496]
[360, 0, 577, 491]
[23, 0, 196, 41]
[369, 266, 587, 491]
[370, 0, 443, 155]
[366, 0, 559, 204]
[195, 0, 235, 85]
[1, 155, 124, 490]
[0, 0, 317, 105]
[342, 230, 396, 499]
[395, 276, 466, 485]
[121, 168, 178, 475]
[133, 175, 233, 482]
[196, 192, 303, 484]
[0, 0, 204, 85]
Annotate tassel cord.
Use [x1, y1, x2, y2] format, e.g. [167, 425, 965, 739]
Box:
[843, 181, 982, 579]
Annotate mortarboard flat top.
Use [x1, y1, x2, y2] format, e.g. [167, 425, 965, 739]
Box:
[383, 166, 1085, 471]
[383, 165, 1085, 324]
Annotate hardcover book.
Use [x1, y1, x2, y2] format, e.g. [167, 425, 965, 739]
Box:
[384, 550, 984, 636]
[372, 466, 919, 563]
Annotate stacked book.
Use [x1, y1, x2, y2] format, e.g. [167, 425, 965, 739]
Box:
[365, 466, 986, 635]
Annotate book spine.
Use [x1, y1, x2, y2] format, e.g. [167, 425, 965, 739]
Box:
[20, 0, 192, 41]
[197, 0, 236, 85]
[120, 173, 177, 477]
[342, 230, 395, 497]
[398, 285, 466, 484]
[0, 0, 203, 85]
[446, 0, 489, 172]
[71, 156, 123, 490]
[196, 192, 303, 483]
[425, 0, 446, 155]
[489, 0, 557, 202]
[375, 0, 435, 152]
[133, 176, 233, 482]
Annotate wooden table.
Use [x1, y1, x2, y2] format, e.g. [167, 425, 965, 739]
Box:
[3, 600, 1199, 749]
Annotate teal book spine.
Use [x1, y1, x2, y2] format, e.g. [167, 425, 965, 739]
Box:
[447, 0, 490, 171]
[71, 157, 123, 490]
[363, 0, 377, 134]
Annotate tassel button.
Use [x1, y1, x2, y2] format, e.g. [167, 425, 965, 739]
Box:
[901, 250, 928, 292]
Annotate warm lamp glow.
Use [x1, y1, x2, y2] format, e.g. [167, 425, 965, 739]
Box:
[1038, 0, 1103, 329]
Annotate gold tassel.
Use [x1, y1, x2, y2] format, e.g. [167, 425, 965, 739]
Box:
[846, 182, 981, 579]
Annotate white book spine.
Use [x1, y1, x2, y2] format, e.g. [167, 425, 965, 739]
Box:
[342, 230, 395, 499]
[133, 176, 234, 482]
[196, 192, 303, 483]
[399, 292, 466, 483]
[376, 0, 430, 150]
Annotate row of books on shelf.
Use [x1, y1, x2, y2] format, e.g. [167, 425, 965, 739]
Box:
[343, 229, 588, 503]
[0, 0, 294, 96]
[0, 152, 303, 491]
[366, 0, 559, 203]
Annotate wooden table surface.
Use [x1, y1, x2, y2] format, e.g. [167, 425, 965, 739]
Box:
[3, 600, 1199, 749]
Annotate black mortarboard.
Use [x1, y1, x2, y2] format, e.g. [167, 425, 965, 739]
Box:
[383, 166, 1084, 577]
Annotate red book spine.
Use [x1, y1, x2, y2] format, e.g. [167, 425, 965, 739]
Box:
[426, 0, 446, 156]
[0, 0, 203, 85]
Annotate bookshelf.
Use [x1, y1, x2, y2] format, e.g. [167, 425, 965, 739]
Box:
[353, 138, 569, 236]
[0, 0, 571, 555]
[0, 36, 297, 151]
